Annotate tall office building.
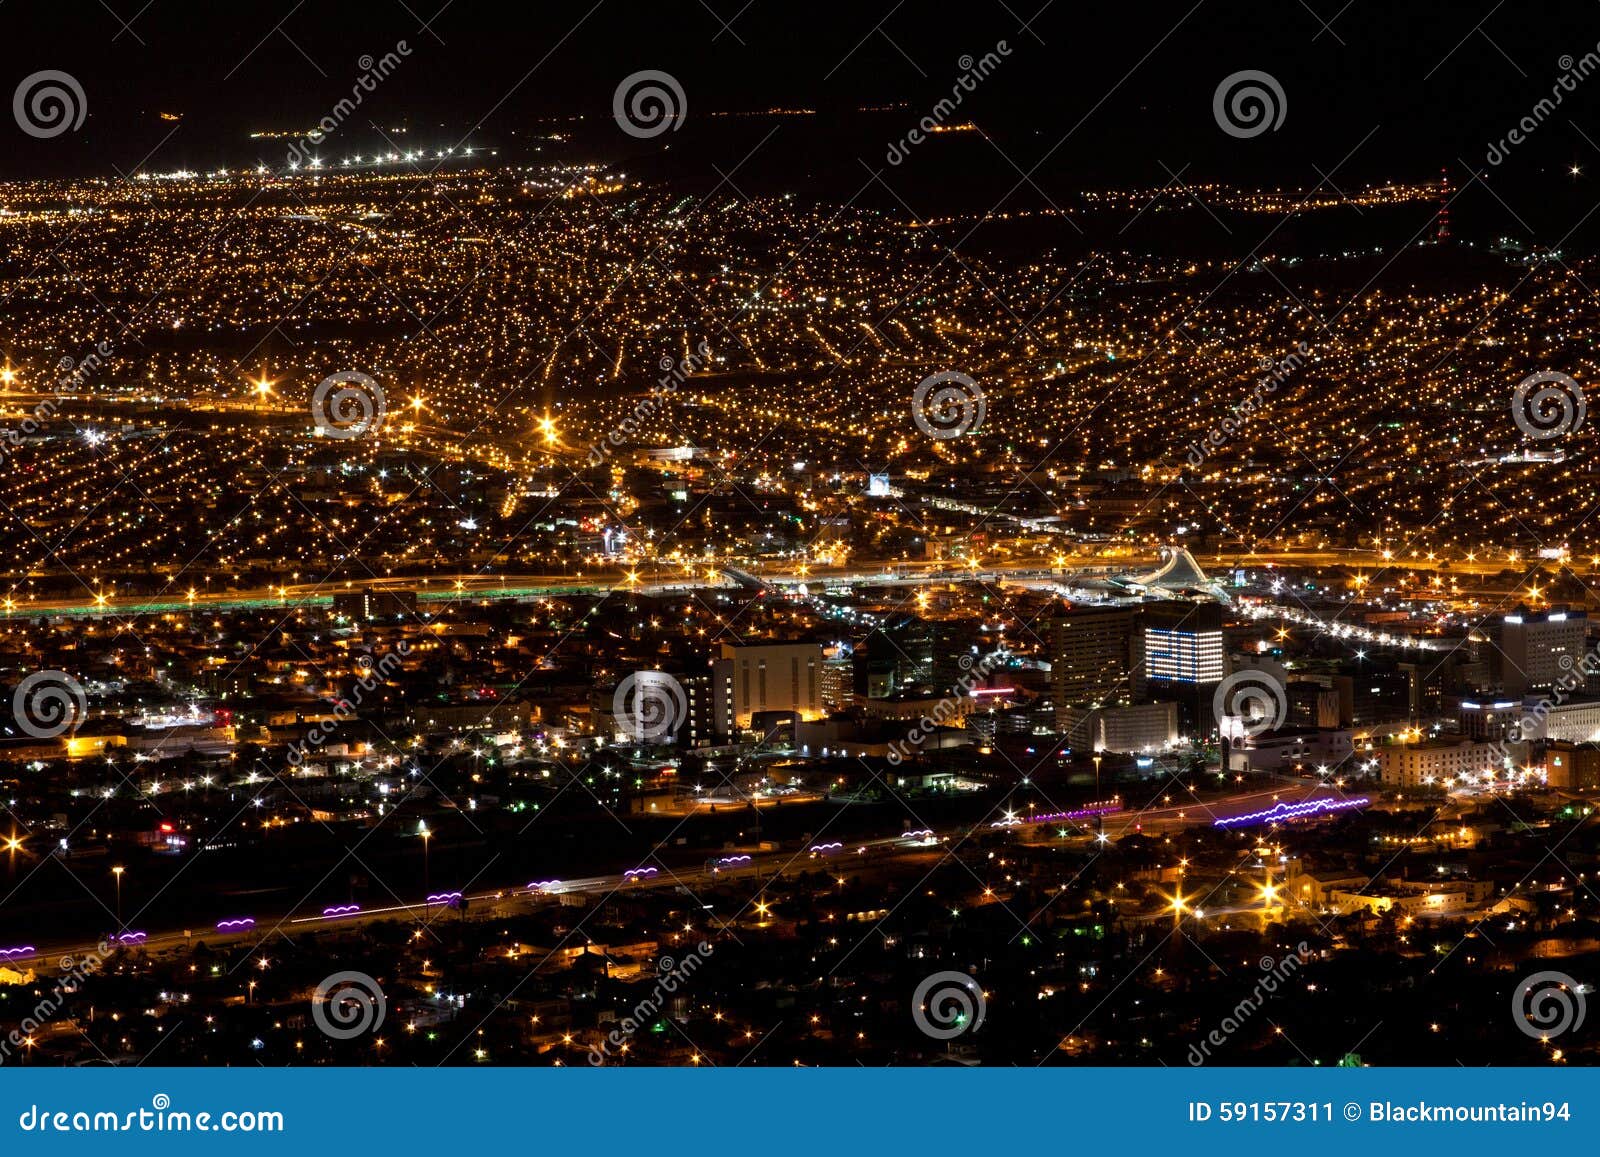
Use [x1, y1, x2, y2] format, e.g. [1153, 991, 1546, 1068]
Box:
[820, 654, 854, 712]
[931, 620, 983, 695]
[1048, 605, 1142, 734]
[853, 615, 930, 698]
[720, 641, 824, 727]
[606, 667, 730, 748]
[852, 616, 982, 699]
[677, 666, 733, 748]
[1142, 601, 1226, 737]
[1500, 606, 1588, 697]
[1142, 601, 1225, 685]
[1286, 680, 1342, 729]
[1348, 669, 1413, 726]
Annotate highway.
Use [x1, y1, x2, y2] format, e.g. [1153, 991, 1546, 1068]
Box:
[1, 539, 1569, 620]
[2, 781, 1363, 970]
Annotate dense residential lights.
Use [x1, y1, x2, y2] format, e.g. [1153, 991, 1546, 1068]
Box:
[0, 15, 1588, 1086]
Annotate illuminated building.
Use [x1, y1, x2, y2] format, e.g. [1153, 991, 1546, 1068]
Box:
[677, 667, 733, 748]
[1458, 699, 1523, 741]
[1138, 602, 1226, 737]
[1510, 696, 1600, 744]
[1058, 701, 1177, 753]
[854, 615, 933, 698]
[1499, 606, 1588, 697]
[1286, 680, 1345, 729]
[1544, 741, 1600, 789]
[1375, 739, 1507, 788]
[820, 654, 854, 712]
[931, 620, 985, 697]
[1048, 605, 1142, 733]
[719, 642, 824, 727]
[1142, 602, 1225, 685]
[1224, 727, 1354, 775]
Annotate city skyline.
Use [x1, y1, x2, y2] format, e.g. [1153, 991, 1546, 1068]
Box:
[2, 1, 1600, 1075]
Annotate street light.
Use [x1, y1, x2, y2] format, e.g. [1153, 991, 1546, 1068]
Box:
[111, 866, 125, 927]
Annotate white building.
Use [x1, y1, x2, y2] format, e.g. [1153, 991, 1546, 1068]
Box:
[1226, 728, 1354, 775]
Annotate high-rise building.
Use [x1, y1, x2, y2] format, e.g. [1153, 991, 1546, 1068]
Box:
[1142, 601, 1225, 685]
[720, 641, 824, 727]
[931, 619, 984, 696]
[1346, 669, 1412, 726]
[1286, 680, 1342, 729]
[853, 615, 932, 698]
[1141, 601, 1226, 737]
[1048, 605, 1142, 733]
[678, 666, 733, 747]
[820, 654, 854, 712]
[605, 668, 729, 748]
[1500, 606, 1588, 697]
[852, 617, 983, 699]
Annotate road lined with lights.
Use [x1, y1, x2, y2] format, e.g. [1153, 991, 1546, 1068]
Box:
[6, 782, 1368, 967]
[2, 542, 1554, 628]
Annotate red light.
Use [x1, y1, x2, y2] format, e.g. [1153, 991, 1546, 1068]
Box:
[159, 821, 174, 833]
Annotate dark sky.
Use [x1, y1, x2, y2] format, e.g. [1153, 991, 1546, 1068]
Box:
[3, 1, 1600, 239]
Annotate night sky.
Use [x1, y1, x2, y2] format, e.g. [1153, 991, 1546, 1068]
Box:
[3, 1, 1600, 242]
